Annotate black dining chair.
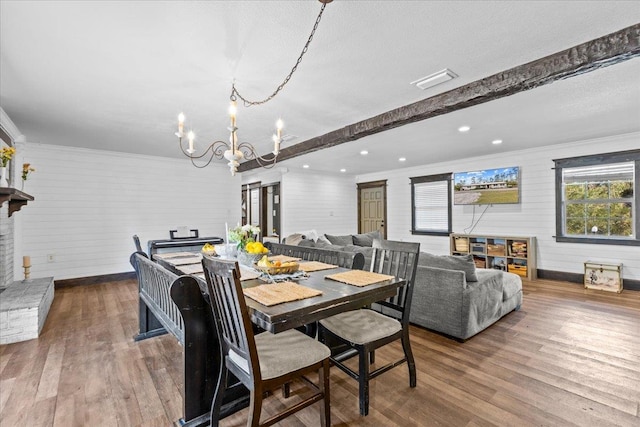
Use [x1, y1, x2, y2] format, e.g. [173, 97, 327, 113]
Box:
[132, 234, 144, 254]
[317, 239, 420, 416]
[201, 256, 332, 427]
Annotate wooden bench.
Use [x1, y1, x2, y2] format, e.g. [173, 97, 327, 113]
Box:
[130, 252, 249, 426]
[265, 242, 365, 270]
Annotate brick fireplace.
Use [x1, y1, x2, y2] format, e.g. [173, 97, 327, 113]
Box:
[0, 192, 55, 345]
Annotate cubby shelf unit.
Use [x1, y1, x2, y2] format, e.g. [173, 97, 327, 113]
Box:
[450, 233, 537, 280]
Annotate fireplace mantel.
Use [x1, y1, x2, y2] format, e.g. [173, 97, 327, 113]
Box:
[0, 188, 34, 217]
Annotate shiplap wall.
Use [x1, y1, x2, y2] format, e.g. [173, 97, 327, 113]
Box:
[13, 143, 240, 280]
[243, 168, 357, 239]
[356, 133, 640, 281]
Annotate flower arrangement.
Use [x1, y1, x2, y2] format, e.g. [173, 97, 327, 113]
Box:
[1, 146, 16, 167]
[228, 224, 261, 251]
[22, 163, 35, 181]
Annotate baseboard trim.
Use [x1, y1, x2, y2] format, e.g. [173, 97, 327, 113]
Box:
[55, 271, 136, 289]
[537, 269, 639, 291]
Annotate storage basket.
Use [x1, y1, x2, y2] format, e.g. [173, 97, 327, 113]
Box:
[487, 244, 505, 256]
[508, 264, 527, 277]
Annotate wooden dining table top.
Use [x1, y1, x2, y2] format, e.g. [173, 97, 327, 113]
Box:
[154, 252, 405, 334]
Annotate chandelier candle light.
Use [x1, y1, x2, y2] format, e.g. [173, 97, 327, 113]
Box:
[174, 0, 331, 176]
[175, 98, 284, 176]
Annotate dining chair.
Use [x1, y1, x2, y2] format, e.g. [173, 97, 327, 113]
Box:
[317, 239, 420, 416]
[201, 256, 332, 427]
[132, 234, 144, 253]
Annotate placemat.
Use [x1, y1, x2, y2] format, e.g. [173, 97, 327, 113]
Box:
[325, 270, 395, 287]
[240, 267, 261, 281]
[166, 255, 202, 266]
[153, 251, 197, 260]
[178, 263, 203, 275]
[298, 261, 338, 272]
[268, 254, 302, 263]
[243, 281, 322, 306]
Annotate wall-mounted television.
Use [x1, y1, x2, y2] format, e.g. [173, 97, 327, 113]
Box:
[453, 166, 520, 205]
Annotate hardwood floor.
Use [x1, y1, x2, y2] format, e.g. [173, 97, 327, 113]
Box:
[1, 278, 638, 426]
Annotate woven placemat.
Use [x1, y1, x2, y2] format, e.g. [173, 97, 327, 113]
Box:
[178, 263, 203, 274]
[268, 254, 302, 263]
[299, 261, 338, 273]
[153, 251, 197, 260]
[166, 255, 202, 266]
[243, 281, 322, 306]
[325, 270, 395, 287]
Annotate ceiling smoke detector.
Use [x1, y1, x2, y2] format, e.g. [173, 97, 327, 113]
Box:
[410, 68, 458, 90]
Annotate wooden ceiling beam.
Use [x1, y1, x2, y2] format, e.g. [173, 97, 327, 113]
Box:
[238, 23, 640, 173]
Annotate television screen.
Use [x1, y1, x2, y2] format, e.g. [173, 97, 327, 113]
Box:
[453, 166, 520, 205]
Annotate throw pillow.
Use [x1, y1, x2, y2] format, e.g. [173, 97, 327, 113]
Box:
[420, 252, 478, 282]
[325, 233, 354, 246]
[298, 239, 316, 248]
[284, 233, 305, 246]
[296, 229, 319, 242]
[352, 230, 382, 247]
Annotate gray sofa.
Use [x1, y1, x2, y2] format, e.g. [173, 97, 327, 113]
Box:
[410, 253, 522, 340]
[282, 231, 523, 341]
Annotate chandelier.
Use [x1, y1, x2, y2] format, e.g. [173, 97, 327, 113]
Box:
[175, 0, 332, 176]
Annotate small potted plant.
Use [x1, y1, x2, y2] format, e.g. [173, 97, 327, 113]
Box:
[0, 146, 16, 187]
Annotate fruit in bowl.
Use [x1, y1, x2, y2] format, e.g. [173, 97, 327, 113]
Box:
[256, 255, 299, 274]
[201, 243, 217, 257]
[245, 241, 269, 254]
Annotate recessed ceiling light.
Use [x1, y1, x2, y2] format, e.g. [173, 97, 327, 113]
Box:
[399, 157, 406, 162]
[340, 168, 346, 173]
[458, 125, 471, 133]
[360, 150, 368, 155]
[492, 139, 503, 145]
[302, 164, 310, 169]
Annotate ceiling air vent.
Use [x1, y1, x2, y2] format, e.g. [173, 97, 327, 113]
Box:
[410, 68, 458, 90]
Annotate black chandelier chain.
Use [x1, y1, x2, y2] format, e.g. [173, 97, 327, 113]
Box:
[230, 2, 327, 107]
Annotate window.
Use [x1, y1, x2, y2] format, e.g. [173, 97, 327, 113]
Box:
[555, 150, 640, 246]
[411, 173, 452, 236]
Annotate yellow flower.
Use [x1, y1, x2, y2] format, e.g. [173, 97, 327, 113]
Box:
[22, 163, 35, 180]
[1, 146, 16, 167]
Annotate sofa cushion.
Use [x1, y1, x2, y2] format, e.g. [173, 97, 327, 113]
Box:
[325, 234, 354, 246]
[352, 230, 382, 247]
[419, 252, 478, 282]
[298, 239, 316, 248]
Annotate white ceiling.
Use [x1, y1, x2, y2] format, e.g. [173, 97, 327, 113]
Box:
[2, 1, 639, 176]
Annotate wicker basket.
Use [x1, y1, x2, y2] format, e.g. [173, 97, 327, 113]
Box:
[256, 263, 300, 275]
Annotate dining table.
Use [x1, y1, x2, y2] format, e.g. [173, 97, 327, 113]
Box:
[152, 251, 406, 426]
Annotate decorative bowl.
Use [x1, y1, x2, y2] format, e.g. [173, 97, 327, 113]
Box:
[256, 262, 300, 275]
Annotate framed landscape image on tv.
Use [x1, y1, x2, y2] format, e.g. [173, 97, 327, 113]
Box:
[453, 166, 520, 205]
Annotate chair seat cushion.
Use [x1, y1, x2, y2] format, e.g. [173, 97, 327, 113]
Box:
[229, 329, 330, 380]
[319, 309, 402, 345]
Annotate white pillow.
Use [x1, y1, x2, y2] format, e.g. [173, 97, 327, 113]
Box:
[296, 229, 319, 242]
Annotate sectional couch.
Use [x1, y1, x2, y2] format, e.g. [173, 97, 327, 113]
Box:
[282, 231, 523, 340]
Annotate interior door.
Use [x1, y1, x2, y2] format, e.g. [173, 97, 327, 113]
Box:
[358, 180, 387, 238]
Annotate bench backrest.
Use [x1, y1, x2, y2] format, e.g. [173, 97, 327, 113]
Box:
[130, 252, 184, 344]
[265, 242, 365, 270]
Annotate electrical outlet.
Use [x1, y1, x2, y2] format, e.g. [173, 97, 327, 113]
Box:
[47, 254, 55, 263]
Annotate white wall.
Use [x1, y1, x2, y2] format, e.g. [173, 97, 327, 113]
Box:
[14, 143, 240, 280]
[356, 133, 640, 281]
[244, 168, 357, 238]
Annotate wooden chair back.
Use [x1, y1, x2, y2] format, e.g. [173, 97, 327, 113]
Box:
[133, 234, 144, 253]
[201, 256, 261, 385]
[370, 240, 420, 324]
